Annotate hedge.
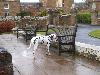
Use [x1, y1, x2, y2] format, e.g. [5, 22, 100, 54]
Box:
[16, 11, 32, 17]
[76, 13, 91, 24]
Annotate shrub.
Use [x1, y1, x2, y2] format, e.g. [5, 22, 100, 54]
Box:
[0, 20, 15, 33]
[38, 10, 47, 16]
[76, 13, 91, 24]
[16, 11, 32, 17]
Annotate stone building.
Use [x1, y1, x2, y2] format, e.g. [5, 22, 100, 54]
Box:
[86, 0, 100, 9]
[40, 0, 73, 13]
[0, 0, 20, 16]
[86, 0, 100, 25]
[40, 0, 57, 8]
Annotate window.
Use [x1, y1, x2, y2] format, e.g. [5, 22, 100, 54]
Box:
[4, 3, 9, 9]
[4, 12, 9, 17]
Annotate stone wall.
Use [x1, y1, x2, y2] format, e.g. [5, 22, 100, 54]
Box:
[97, 18, 100, 25]
[0, 2, 3, 16]
[40, 0, 57, 8]
[46, 0, 57, 8]
[76, 42, 100, 61]
[96, 2, 100, 11]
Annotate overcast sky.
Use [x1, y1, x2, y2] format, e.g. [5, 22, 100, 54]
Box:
[20, 0, 85, 3]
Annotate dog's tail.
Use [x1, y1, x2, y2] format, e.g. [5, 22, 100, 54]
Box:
[27, 42, 32, 49]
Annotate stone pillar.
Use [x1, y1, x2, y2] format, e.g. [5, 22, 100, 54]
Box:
[70, 4, 77, 26]
[91, 2, 98, 25]
[70, 14, 76, 26]
[47, 8, 60, 25]
[91, 11, 97, 25]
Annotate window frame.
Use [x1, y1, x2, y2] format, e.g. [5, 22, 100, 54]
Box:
[4, 3, 9, 9]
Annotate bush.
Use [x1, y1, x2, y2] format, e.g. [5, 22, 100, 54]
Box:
[38, 10, 47, 16]
[76, 13, 91, 24]
[16, 11, 32, 17]
[0, 20, 15, 33]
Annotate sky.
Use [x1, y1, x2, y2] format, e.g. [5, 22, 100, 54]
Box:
[20, 0, 85, 3]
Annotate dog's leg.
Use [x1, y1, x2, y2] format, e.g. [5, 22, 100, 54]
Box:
[33, 41, 39, 60]
[46, 42, 51, 56]
[33, 41, 38, 55]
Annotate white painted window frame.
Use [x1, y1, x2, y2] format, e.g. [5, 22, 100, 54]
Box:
[4, 3, 9, 9]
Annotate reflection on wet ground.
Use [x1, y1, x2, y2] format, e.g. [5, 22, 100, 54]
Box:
[0, 34, 100, 75]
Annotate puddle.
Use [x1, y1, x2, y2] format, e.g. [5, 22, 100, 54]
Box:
[21, 50, 35, 60]
[55, 59, 71, 65]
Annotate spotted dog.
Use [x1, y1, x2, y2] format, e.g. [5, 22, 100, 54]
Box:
[27, 34, 57, 55]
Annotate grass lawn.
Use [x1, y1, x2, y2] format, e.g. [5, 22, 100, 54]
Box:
[0, 32, 12, 35]
[36, 29, 58, 35]
[89, 30, 100, 39]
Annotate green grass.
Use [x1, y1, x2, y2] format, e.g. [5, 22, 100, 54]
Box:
[36, 32, 46, 35]
[0, 32, 12, 35]
[36, 29, 58, 35]
[89, 30, 100, 39]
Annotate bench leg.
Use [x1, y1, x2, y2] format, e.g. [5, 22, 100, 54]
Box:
[17, 30, 19, 38]
[58, 44, 61, 56]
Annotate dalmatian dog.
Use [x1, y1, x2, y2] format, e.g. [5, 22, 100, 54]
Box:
[27, 34, 57, 56]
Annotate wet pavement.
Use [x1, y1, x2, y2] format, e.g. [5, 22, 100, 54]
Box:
[0, 34, 100, 75]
